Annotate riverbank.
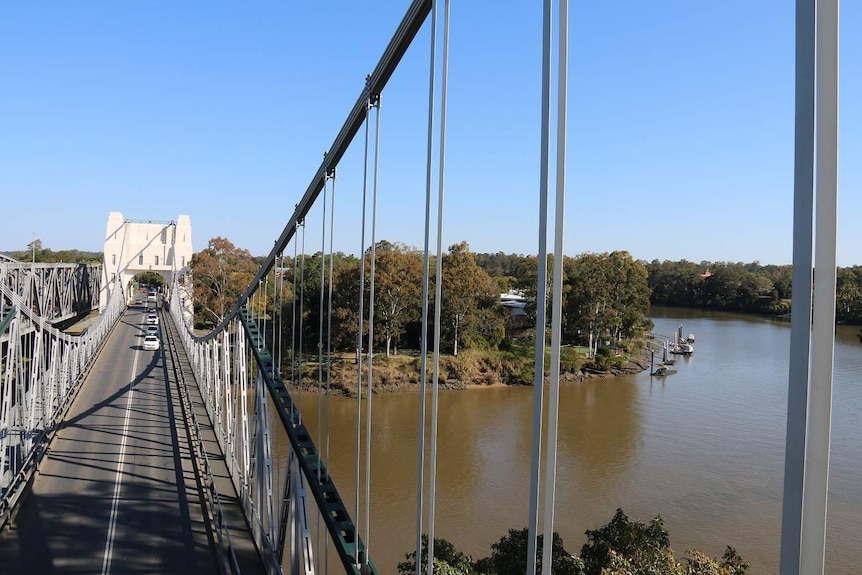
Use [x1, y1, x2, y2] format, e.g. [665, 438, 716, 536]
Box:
[289, 343, 653, 397]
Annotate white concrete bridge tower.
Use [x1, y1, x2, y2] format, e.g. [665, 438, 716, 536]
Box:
[101, 211, 193, 323]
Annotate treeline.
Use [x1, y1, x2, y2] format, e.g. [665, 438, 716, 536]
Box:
[397, 509, 747, 575]
[645, 260, 792, 315]
[477, 253, 791, 316]
[191, 238, 508, 357]
[479, 252, 862, 324]
[190, 238, 654, 357]
[646, 259, 862, 324]
[2, 240, 101, 264]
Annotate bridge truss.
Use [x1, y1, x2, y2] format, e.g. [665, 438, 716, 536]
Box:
[0, 277, 124, 529]
[0, 262, 101, 339]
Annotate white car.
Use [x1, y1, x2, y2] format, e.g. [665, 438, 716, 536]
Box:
[143, 335, 160, 351]
[147, 314, 159, 325]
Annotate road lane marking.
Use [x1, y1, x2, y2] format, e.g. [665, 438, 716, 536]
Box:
[101, 321, 141, 575]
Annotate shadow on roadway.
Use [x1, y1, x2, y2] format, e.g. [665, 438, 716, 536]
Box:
[0, 324, 213, 574]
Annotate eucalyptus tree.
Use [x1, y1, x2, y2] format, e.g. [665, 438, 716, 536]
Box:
[563, 251, 651, 354]
[439, 241, 501, 356]
[372, 241, 423, 356]
[189, 236, 258, 327]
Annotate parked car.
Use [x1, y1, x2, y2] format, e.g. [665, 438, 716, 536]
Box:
[143, 335, 160, 351]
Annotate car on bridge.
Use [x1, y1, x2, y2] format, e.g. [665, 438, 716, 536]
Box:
[145, 325, 159, 337]
[146, 313, 159, 325]
[142, 335, 160, 351]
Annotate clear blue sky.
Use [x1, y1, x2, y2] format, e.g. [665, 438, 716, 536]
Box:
[2, 2, 861, 266]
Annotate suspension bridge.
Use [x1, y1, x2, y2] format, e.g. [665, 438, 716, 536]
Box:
[0, 1, 847, 574]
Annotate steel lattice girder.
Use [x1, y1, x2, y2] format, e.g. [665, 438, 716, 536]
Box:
[1, 263, 101, 340]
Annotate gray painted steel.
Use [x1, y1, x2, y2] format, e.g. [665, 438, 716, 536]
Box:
[801, 1, 840, 573]
[527, 0, 553, 570]
[0, 279, 123, 526]
[0, 262, 101, 338]
[780, 2, 840, 574]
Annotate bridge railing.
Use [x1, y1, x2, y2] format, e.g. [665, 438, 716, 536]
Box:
[0, 278, 124, 530]
[168, 272, 381, 575]
[160, 300, 244, 575]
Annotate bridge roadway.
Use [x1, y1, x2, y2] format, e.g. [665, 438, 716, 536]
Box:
[0, 303, 267, 574]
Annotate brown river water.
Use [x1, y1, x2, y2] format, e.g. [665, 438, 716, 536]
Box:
[275, 307, 862, 573]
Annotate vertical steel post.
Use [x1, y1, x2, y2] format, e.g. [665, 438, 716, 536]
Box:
[540, 1, 568, 573]
[526, 0, 553, 572]
[779, 1, 815, 572]
[416, 2, 438, 572]
[428, 3, 450, 573]
[801, 1, 840, 573]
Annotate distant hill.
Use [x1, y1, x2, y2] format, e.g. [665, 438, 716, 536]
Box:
[1, 249, 102, 264]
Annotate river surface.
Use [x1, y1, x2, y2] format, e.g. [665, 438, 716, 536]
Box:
[280, 307, 862, 573]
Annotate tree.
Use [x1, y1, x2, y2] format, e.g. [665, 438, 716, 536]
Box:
[580, 509, 748, 575]
[646, 259, 705, 308]
[27, 238, 42, 261]
[373, 241, 423, 356]
[398, 535, 476, 575]
[189, 237, 258, 327]
[564, 252, 651, 355]
[580, 509, 674, 575]
[324, 255, 365, 352]
[837, 266, 862, 323]
[474, 528, 583, 575]
[401, 510, 747, 575]
[134, 271, 165, 288]
[683, 548, 749, 575]
[440, 242, 499, 356]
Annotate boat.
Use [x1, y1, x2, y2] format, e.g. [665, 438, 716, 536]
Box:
[672, 342, 694, 355]
[650, 351, 679, 377]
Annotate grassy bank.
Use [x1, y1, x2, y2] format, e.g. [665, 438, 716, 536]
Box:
[284, 339, 649, 396]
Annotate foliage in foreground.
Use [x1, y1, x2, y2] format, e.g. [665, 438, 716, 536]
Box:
[398, 509, 748, 575]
